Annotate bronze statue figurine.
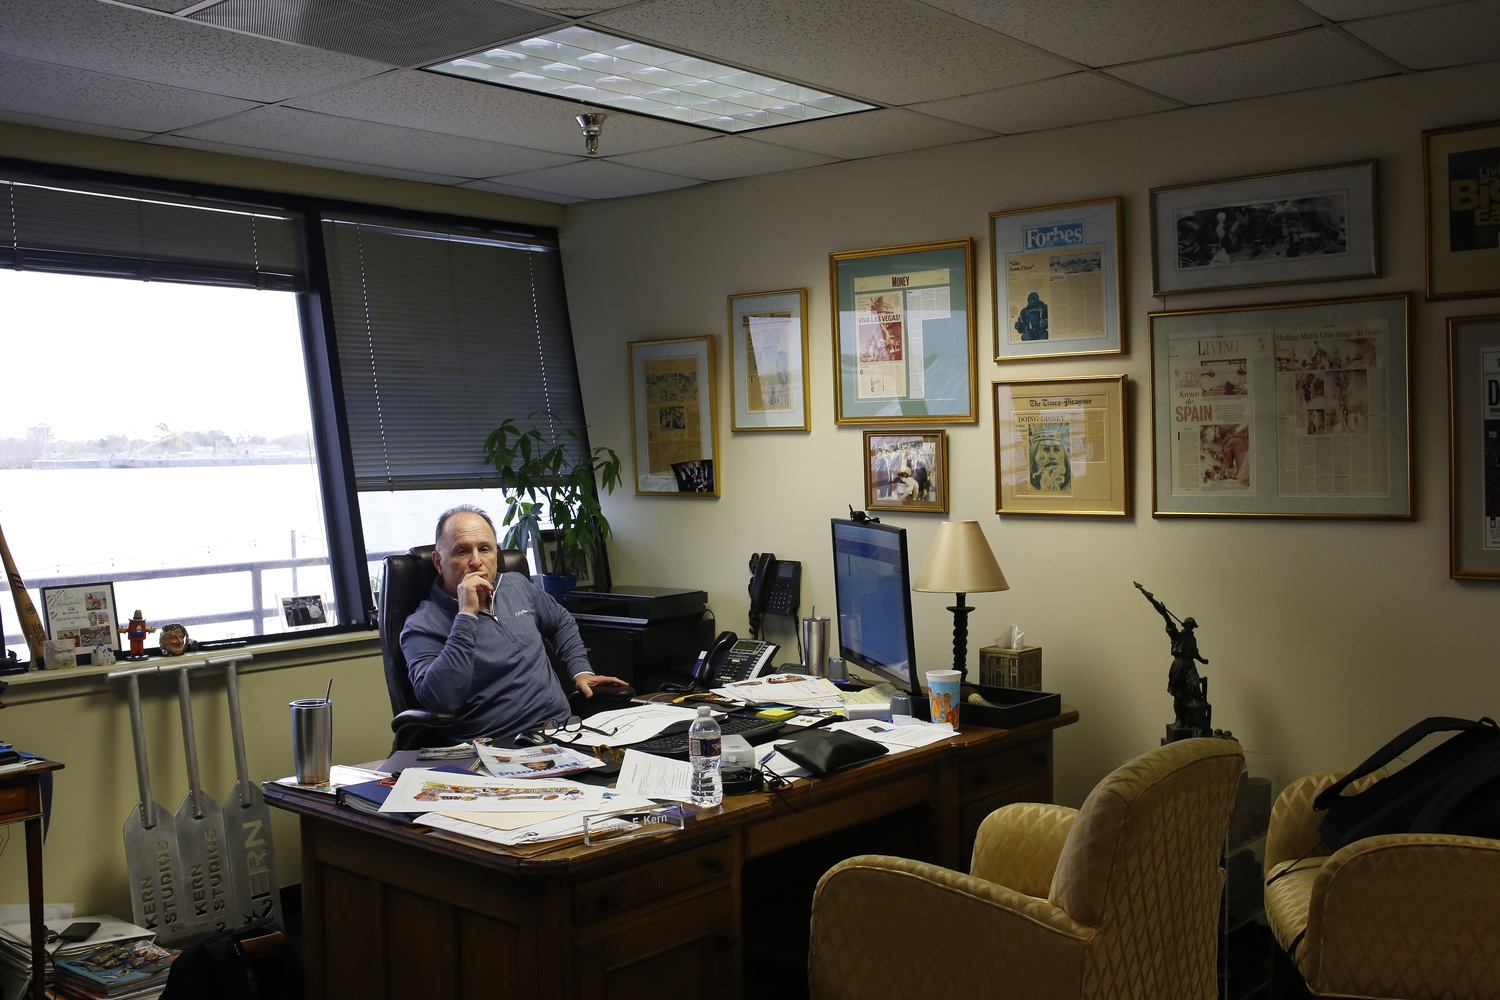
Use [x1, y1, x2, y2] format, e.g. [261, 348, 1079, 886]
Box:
[1135, 583, 1231, 744]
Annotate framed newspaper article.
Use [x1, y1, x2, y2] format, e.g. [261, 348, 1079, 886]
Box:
[1150, 161, 1378, 295]
[1425, 120, 1500, 301]
[1447, 314, 1500, 578]
[1149, 293, 1411, 519]
[728, 288, 809, 431]
[863, 430, 949, 514]
[990, 198, 1124, 361]
[627, 336, 719, 497]
[830, 239, 977, 424]
[993, 375, 1129, 517]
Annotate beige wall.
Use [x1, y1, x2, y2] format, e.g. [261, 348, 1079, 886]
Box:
[562, 61, 1500, 808]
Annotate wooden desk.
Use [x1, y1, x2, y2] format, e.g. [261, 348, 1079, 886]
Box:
[266, 710, 1076, 1000]
[0, 760, 64, 1000]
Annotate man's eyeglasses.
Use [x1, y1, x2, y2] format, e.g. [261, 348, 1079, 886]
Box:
[540, 715, 617, 742]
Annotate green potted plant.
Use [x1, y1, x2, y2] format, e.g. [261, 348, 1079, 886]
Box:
[483, 413, 622, 598]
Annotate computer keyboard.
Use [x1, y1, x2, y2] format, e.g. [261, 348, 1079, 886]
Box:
[632, 716, 786, 758]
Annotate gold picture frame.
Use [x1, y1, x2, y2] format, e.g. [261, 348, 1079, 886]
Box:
[1447, 313, 1500, 579]
[862, 430, 949, 514]
[1149, 293, 1412, 519]
[993, 375, 1129, 517]
[830, 238, 977, 424]
[627, 336, 719, 497]
[728, 288, 810, 432]
[990, 197, 1124, 362]
[1425, 119, 1500, 301]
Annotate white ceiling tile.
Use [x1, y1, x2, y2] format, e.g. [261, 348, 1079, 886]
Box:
[751, 108, 993, 159]
[458, 178, 586, 204]
[517, 1, 639, 12]
[0, 54, 256, 133]
[589, 0, 1074, 105]
[607, 136, 838, 180]
[0, 0, 391, 103]
[146, 133, 473, 185]
[1342, 0, 1500, 69]
[1302, 0, 1454, 18]
[286, 70, 710, 156]
[920, 0, 1315, 66]
[0, 109, 153, 141]
[496, 159, 704, 199]
[1106, 27, 1396, 104]
[174, 106, 583, 178]
[911, 72, 1177, 134]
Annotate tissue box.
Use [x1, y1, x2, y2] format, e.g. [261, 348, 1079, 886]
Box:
[959, 685, 1060, 729]
[979, 645, 1042, 690]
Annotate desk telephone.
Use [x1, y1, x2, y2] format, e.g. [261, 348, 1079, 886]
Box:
[692, 630, 779, 686]
[748, 553, 800, 638]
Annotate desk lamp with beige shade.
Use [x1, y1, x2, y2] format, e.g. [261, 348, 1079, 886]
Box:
[912, 520, 1009, 682]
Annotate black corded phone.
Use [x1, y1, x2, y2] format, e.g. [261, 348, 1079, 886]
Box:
[748, 553, 801, 637]
[692, 630, 779, 687]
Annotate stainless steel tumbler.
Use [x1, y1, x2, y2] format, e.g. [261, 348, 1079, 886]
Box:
[290, 698, 332, 785]
[801, 616, 830, 677]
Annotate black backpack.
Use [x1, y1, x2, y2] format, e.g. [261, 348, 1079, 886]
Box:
[159, 917, 302, 1000]
[1314, 716, 1500, 851]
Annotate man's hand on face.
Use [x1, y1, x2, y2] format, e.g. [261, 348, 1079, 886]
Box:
[457, 571, 494, 616]
[574, 673, 630, 698]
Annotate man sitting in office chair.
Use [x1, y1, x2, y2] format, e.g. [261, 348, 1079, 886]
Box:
[400, 506, 629, 744]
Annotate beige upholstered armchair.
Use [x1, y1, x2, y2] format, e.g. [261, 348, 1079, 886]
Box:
[1263, 769, 1500, 1000]
[808, 738, 1244, 1000]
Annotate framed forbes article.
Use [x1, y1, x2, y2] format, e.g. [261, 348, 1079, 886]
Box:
[1425, 120, 1500, 301]
[1149, 293, 1411, 519]
[1150, 161, 1378, 295]
[863, 430, 949, 513]
[1447, 314, 1500, 578]
[830, 239, 977, 424]
[627, 336, 719, 497]
[993, 375, 1129, 517]
[728, 288, 809, 431]
[990, 198, 1123, 361]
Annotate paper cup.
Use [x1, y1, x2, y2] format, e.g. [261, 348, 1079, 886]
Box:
[925, 669, 961, 727]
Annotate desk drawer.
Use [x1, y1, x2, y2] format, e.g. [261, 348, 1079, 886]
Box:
[0, 783, 36, 824]
[958, 736, 1051, 800]
[574, 839, 733, 926]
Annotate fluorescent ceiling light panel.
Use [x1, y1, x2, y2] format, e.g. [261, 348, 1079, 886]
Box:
[428, 27, 875, 133]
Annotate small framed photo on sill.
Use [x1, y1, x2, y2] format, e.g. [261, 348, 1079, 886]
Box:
[993, 375, 1130, 517]
[863, 430, 948, 514]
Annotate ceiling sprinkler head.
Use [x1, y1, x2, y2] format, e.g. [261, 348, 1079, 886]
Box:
[576, 113, 606, 155]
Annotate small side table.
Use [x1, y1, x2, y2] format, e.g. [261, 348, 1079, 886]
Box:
[0, 760, 64, 1000]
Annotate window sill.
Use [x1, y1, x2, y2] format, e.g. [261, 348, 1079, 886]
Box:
[3, 629, 381, 704]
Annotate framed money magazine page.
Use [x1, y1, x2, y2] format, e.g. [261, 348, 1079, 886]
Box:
[627, 336, 719, 497]
[1150, 161, 1378, 296]
[993, 375, 1129, 517]
[728, 288, 809, 431]
[863, 430, 949, 514]
[830, 238, 977, 424]
[991, 197, 1123, 361]
[1425, 119, 1500, 301]
[1150, 293, 1411, 519]
[1447, 314, 1500, 578]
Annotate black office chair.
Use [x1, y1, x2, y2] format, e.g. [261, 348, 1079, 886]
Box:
[378, 544, 532, 751]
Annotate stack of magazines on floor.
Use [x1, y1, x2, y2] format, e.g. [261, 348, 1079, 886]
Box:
[0, 914, 175, 1000]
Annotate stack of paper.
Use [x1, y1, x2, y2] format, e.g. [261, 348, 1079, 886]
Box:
[544, 703, 707, 748]
[267, 764, 390, 796]
[53, 940, 176, 1000]
[712, 674, 846, 710]
[0, 915, 161, 1000]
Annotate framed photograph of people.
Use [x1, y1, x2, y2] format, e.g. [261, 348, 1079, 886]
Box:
[628, 336, 719, 497]
[1150, 161, 1378, 295]
[830, 239, 977, 424]
[991, 198, 1123, 361]
[992, 375, 1129, 517]
[533, 528, 611, 591]
[1149, 293, 1411, 519]
[1446, 314, 1500, 578]
[40, 581, 121, 651]
[863, 430, 949, 514]
[1425, 120, 1500, 301]
[729, 288, 810, 432]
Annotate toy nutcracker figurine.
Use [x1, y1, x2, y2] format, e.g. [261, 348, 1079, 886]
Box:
[118, 610, 156, 660]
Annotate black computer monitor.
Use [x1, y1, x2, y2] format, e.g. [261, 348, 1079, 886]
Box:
[830, 518, 918, 695]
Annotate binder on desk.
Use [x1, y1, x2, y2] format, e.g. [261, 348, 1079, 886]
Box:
[337, 766, 473, 824]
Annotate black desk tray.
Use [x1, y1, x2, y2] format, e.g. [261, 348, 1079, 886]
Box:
[959, 685, 1061, 729]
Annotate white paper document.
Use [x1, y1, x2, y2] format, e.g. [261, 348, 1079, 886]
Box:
[616, 749, 695, 803]
[270, 764, 389, 795]
[828, 719, 952, 751]
[417, 792, 660, 847]
[713, 674, 845, 708]
[380, 768, 607, 813]
[549, 703, 704, 748]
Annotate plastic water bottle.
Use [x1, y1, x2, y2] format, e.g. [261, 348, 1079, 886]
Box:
[688, 706, 723, 807]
